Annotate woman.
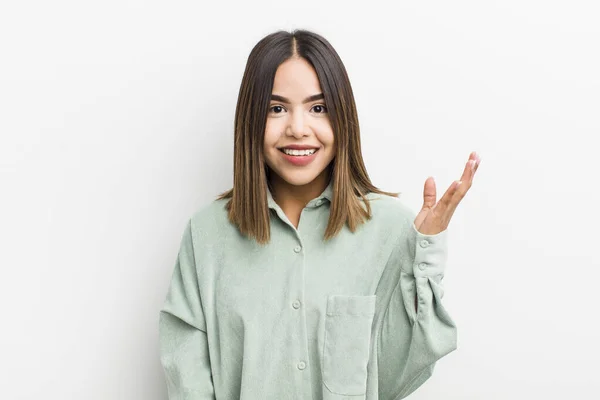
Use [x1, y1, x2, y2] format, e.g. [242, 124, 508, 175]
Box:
[159, 29, 480, 400]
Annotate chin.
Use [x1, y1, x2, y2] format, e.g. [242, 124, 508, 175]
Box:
[273, 169, 324, 187]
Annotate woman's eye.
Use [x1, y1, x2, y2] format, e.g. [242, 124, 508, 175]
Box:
[269, 105, 284, 114]
[269, 104, 327, 114]
[312, 104, 328, 113]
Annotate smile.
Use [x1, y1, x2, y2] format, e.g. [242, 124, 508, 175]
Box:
[278, 148, 320, 166]
[279, 148, 318, 156]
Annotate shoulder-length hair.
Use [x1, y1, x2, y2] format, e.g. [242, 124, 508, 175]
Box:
[216, 29, 401, 245]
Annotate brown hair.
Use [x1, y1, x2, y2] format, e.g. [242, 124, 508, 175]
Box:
[216, 29, 401, 245]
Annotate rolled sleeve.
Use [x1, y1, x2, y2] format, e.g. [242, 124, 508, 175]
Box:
[378, 218, 457, 400]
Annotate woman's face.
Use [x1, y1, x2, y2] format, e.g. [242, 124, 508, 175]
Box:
[263, 57, 335, 187]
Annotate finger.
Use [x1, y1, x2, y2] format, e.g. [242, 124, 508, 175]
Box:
[445, 156, 480, 220]
[460, 151, 479, 183]
[422, 176, 437, 209]
[449, 153, 479, 209]
[471, 152, 481, 175]
[473, 153, 481, 173]
[437, 152, 481, 223]
[445, 180, 466, 222]
[434, 179, 462, 218]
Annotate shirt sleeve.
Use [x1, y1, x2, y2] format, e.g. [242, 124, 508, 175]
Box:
[377, 220, 458, 400]
[159, 219, 216, 399]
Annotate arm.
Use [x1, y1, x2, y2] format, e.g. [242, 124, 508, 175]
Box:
[159, 219, 216, 399]
[377, 222, 457, 400]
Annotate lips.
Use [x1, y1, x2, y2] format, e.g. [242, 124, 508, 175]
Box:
[277, 145, 320, 151]
[279, 147, 319, 166]
[278, 148, 319, 154]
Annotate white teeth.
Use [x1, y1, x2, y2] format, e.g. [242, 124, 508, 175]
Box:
[282, 148, 317, 156]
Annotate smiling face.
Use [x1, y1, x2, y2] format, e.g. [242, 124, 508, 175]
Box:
[263, 57, 335, 191]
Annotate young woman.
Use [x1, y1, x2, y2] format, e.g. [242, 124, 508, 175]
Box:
[159, 29, 480, 400]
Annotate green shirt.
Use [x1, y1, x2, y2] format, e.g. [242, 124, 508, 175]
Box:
[159, 180, 457, 400]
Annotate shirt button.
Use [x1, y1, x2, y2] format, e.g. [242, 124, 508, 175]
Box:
[292, 300, 301, 309]
[418, 262, 427, 270]
[294, 245, 302, 253]
[316, 199, 323, 206]
[297, 361, 306, 370]
[420, 239, 430, 248]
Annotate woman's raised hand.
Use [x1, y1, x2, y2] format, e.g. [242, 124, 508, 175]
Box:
[413, 151, 481, 235]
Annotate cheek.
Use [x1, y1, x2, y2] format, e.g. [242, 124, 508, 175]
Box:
[264, 120, 282, 145]
[263, 129, 276, 149]
[316, 128, 335, 147]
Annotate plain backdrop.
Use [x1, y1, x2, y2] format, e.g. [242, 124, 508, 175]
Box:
[1, 1, 599, 399]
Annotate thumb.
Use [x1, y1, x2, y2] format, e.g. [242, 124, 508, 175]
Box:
[422, 176, 436, 209]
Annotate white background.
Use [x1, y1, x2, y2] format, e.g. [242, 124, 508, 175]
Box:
[1, 1, 599, 399]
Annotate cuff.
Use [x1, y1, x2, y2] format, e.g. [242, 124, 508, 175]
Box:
[411, 222, 448, 278]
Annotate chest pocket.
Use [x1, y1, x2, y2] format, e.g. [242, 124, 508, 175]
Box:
[322, 294, 376, 398]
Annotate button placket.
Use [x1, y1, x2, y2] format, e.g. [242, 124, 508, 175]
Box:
[290, 237, 307, 376]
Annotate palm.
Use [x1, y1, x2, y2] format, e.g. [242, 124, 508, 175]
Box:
[414, 151, 481, 235]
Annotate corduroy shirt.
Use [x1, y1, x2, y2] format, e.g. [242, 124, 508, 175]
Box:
[159, 179, 457, 400]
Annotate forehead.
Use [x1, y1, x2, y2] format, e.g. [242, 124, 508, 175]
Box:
[272, 57, 322, 94]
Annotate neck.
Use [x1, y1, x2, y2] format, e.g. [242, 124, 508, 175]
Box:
[269, 168, 331, 208]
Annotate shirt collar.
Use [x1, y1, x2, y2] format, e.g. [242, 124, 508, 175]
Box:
[267, 179, 333, 210]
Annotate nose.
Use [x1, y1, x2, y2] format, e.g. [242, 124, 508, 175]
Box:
[286, 109, 308, 138]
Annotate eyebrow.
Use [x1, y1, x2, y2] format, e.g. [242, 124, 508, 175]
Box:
[270, 93, 324, 104]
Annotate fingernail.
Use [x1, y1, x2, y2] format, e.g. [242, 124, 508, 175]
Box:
[470, 160, 476, 171]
